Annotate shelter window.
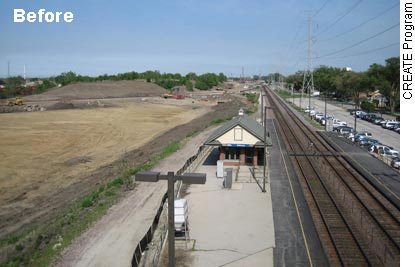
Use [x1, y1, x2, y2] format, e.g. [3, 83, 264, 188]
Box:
[234, 127, 243, 141]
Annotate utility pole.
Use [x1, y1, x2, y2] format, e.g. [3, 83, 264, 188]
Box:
[302, 13, 315, 116]
[7, 61, 10, 77]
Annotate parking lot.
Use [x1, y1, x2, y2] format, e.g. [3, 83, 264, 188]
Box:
[292, 96, 400, 151]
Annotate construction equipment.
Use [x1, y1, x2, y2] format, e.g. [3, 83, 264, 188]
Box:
[7, 97, 24, 106]
[162, 93, 173, 99]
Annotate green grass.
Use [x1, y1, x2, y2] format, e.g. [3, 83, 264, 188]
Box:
[0, 139, 186, 267]
[244, 92, 259, 104]
[277, 90, 301, 99]
[212, 118, 225, 125]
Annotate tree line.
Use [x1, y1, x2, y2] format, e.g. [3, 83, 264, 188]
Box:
[0, 71, 227, 99]
[285, 57, 399, 113]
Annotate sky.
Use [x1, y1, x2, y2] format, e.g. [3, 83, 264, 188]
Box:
[0, 0, 400, 77]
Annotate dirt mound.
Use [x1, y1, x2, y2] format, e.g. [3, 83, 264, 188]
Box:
[38, 80, 167, 100]
[49, 101, 76, 110]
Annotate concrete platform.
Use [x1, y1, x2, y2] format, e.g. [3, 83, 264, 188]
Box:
[267, 118, 329, 267]
[183, 150, 275, 266]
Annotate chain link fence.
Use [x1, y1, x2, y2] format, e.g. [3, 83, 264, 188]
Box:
[131, 145, 213, 267]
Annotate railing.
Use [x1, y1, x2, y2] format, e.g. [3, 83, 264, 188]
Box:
[131, 144, 212, 267]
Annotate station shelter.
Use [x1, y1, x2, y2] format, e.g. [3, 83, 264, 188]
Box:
[204, 110, 272, 166]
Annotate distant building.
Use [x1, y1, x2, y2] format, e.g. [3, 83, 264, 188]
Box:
[204, 109, 272, 166]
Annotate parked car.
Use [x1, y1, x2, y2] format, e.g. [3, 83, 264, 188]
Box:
[361, 142, 375, 151]
[314, 113, 325, 122]
[349, 131, 372, 142]
[354, 110, 367, 118]
[362, 114, 376, 121]
[372, 144, 399, 156]
[378, 149, 399, 160]
[332, 119, 347, 130]
[373, 117, 385, 125]
[370, 116, 383, 123]
[303, 106, 314, 113]
[357, 137, 379, 146]
[393, 124, 400, 133]
[350, 109, 361, 115]
[337, 126, 354, 135]
[391, 157, 400, 169]
[320, 116, 333, 126]
[382, 121, 399, 129]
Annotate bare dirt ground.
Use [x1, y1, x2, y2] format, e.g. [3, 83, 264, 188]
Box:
[0, 102, 208, 237]
[0, 79, 248, 266]
[27, 80, 166, 101]
[56, 118, 222, 267]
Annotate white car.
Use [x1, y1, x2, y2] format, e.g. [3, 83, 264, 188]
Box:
[372, 144, 399, 156]
[314, 113, 325, 121]
[332, 119, 347, 130]
[383, 121, 399, 129]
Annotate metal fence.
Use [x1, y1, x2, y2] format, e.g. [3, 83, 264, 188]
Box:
[131, 144, 212, 267]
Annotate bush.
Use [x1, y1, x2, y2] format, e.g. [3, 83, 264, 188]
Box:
[360, 100, 376, 112]
[107, 178, 123, 188]
[81, 197, 93, 208]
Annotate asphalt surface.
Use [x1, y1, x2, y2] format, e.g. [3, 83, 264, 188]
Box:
[267, 118, 329, 267]
[320, 131, 400, 209]
[288, 96, 400, 151]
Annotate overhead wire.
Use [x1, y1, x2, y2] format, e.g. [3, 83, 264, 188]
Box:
[319, 2, 399, 42]
[316, 42, 398, 60]
[315, 0, 363, 37]
[316, 23, 399, 59]
[313, 0, 330, 18]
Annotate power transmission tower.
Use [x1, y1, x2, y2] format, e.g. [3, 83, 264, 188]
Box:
[301, 13, 315, 113]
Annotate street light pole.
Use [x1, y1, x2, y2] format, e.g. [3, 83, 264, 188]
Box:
[262, 93, 267, 126]
[134, 171, 206, 267]
[309, 88, 312, 119]
[263, 106, 269, 193]
[261, 91, 263, 125]
[324, 90, 327, 131]
[167, 171, 175, 266]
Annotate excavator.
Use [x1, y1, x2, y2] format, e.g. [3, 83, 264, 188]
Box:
[7, 97, 24, 106]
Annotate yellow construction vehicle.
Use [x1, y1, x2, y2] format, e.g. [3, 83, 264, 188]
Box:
[7, 97, 24, 106]
[162, 93, 173, 99]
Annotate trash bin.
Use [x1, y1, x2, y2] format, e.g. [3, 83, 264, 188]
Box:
[224, 168, 233, 189]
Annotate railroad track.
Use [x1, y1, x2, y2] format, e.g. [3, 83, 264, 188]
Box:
[264, 86, 400, 266]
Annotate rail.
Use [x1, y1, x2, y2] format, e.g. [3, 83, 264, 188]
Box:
[264, 85, 400, 266]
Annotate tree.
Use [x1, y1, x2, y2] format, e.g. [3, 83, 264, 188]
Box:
[313, 65, 343, 95]
[194, 80, 208, 90]
[5, 76, 25, 89]
[185, 80, 193, 91]
[367, 57, 399, 113]
[360, 100, 376, 113]
[285, 71, 304, 92]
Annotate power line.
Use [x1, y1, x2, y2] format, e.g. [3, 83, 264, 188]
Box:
[317, 42, 398, 60]
[313, 0, 330, 17]
[315, 0, 363, 37]
[316, 22, 399, 59]
[320, 2, 399, 42]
